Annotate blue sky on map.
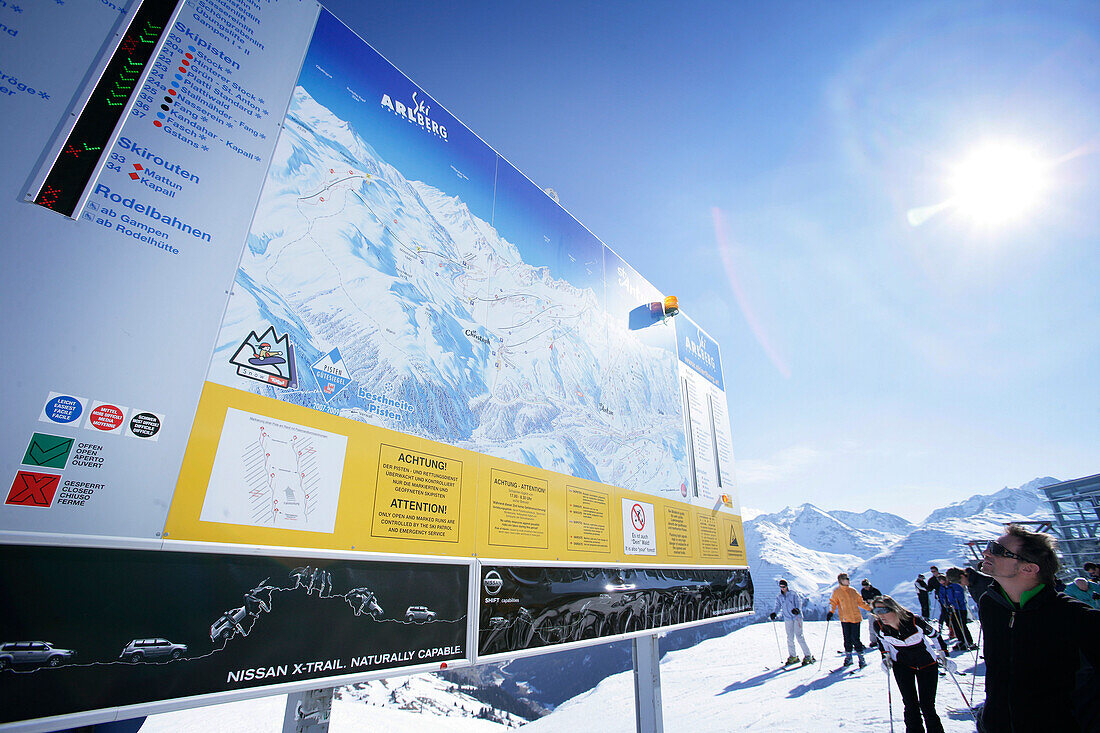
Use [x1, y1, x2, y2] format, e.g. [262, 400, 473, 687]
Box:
[318, 0, 1100, 521]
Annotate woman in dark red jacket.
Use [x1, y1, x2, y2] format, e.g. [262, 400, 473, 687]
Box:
[872, 594, 948, 733]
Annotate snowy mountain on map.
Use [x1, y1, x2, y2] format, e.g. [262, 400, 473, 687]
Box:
[209, 87, 687, 496]
[745, 477, 1060, 615]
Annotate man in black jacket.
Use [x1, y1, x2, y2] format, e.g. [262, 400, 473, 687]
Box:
[971, 524, 1100, 732]
[861, 578, 883, 645]
[915, 573, 931, 618]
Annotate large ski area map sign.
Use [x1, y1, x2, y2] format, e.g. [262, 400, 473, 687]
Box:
[0, 2, 751, 729]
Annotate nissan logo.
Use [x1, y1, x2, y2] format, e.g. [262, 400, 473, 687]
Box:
[483, 570, 503, 596]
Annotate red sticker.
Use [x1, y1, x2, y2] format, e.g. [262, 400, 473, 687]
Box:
[7, 471, 62, 507]
[89, 404, 124, 431]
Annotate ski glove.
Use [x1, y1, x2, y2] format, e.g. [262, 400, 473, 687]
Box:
[826, 611, 834, 621]
[881, 656, 892, 671]
[791, 608, 800, 615]
[769, 612, 777, 620]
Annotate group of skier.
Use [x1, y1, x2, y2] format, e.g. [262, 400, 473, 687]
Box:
[766, 524, 1100, 732]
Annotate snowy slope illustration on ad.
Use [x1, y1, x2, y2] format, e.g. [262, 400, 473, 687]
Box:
[206, 11, 689, 499]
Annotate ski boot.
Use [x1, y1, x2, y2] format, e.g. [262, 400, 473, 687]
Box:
[858, 655, 867, 668]
[801, 655, 816, 666]
[784, 655, 800, 665]
[842, 655, 853, 667]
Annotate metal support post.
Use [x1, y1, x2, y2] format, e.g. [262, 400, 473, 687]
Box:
[632, 633, 664, 733]
[282, 687, 333, 733]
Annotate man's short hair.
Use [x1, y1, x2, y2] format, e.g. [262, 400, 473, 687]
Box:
[1084, 561, 1099, 572]
[945, 567, 963, 582]
[838, 573, 849, 581]
[1005, 523, 1060, 585]
[930, 566, 938, 571]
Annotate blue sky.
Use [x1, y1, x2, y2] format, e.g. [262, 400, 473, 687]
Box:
[318, 0, 1099, 521]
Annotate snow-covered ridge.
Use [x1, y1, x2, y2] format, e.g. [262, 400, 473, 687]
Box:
[746, 477, 1058, 615]
[921, 477, 1058, 524]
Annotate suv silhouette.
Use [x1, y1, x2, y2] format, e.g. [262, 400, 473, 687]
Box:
[405, 606, 437, 622]
[0, 641, 76, 670]
[119, 638, 187, 662]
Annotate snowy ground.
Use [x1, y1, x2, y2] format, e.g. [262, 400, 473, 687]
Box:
[143, 620, 985, 732]
[524, 620, 984, 732]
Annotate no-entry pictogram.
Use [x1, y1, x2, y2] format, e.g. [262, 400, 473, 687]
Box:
[621, 498, 657, 555]
[7, 471, 62, 507]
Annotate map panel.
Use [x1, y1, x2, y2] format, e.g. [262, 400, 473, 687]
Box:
[207, 10, 501, 450]
[206, 10, 690, 500]
[600, 249, 690, 501]
[480, 161, 608, 478]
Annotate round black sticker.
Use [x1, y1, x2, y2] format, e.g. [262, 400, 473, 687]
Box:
[129, 412, 161, 438]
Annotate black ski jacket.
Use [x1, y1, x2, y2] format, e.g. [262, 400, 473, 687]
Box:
[974, 576, 1100, 733]
[873, 615, 944, 670]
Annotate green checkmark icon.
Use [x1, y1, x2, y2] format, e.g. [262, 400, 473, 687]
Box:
[22, 433, 75, 469]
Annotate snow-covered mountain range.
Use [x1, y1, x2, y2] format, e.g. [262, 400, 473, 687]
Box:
[746, 477, 1061, 615]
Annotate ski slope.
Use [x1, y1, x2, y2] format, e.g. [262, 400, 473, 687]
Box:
[525, 620, 984, 732]
[143, 620, 985, 732]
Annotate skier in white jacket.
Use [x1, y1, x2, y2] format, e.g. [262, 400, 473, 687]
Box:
[769, 579, 815, 665]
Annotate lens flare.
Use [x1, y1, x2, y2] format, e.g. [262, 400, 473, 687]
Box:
[948, 141, 1048, 227]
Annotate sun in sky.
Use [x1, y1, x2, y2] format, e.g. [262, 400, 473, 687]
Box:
[948, 140, 1049, 229]
[907, 138, 1053, 230]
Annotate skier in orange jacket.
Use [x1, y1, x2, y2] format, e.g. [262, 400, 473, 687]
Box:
[826, 572, 872, 667]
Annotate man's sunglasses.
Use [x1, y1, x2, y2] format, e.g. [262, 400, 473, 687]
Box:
[985, 540, 1036, 565]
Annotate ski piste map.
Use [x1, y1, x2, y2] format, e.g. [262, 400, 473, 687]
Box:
[206, 12, 720, 511]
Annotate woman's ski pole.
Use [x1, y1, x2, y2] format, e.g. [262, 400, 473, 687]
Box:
[885, 663, 895, 733]
[772, 616, 783, 659]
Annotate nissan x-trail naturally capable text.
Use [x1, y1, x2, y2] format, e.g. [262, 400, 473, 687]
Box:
[0, 641, 76, 669]
[119, 638, 188, 662]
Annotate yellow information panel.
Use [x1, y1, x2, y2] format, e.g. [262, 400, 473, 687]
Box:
[487, 468, 549, 550]
[372, 444, 462, 543]
[566, 484, 611, 554]
[165, 382, 746, 566]
[165, 382, 478, 556]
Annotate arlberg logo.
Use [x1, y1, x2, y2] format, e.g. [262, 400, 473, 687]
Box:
[379, 90, 448, 141]
[685, 328, 716, 371]
[483, 570, 503, 596]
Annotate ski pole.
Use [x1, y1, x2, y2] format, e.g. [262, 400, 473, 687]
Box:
[945, 662, 981, 729]
[970, 623, 982, 703]
[817, 617, 830, 671]
[771, 617, 783, 659]
[885, 663, 895, 733]
[948, 605, 981, 678]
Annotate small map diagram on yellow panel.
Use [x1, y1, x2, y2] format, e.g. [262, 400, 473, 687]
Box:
[200, 408, 348, 533]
